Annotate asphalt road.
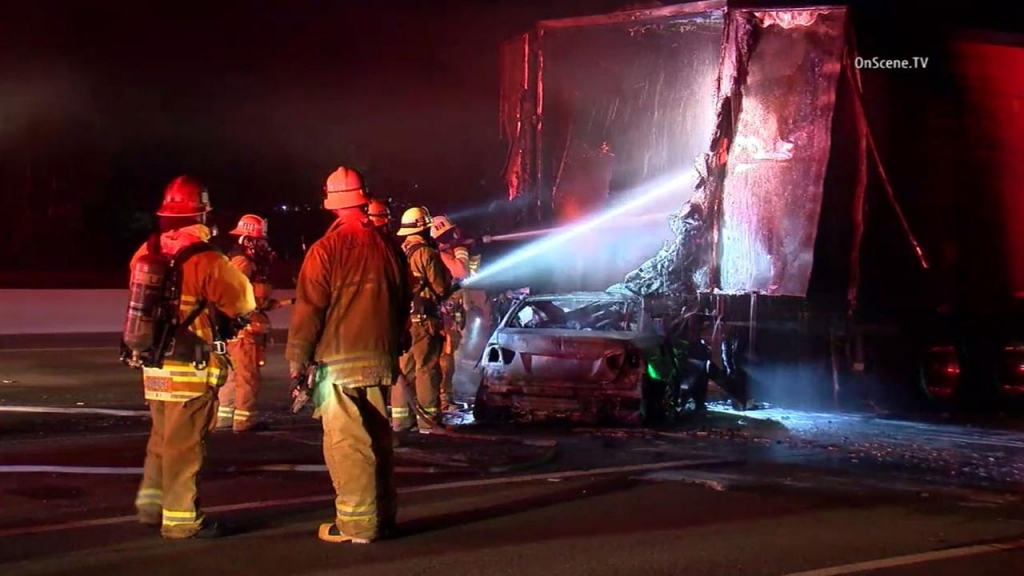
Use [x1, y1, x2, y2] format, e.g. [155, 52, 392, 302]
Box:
[2, 342, 1023, 575]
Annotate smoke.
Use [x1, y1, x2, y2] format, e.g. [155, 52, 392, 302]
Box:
[464, 168, 697, 290]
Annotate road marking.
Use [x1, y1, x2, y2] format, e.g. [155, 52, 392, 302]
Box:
[0, 464, 451, 475]
[0, 405, 149, 417]
[0, 457, 734, 538]
[0, 465, 145, 474]
[783, 539, 1024, 575]
[0, 344, 120, 350]
[0, 431, 151, 446]
[0, 343, 286, 353]
[0, 455, 724, 479]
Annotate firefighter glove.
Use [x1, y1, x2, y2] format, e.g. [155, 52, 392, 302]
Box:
[288, 360, 307, 380]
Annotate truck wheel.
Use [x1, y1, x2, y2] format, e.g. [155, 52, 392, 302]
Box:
[918, 347, 960, 405]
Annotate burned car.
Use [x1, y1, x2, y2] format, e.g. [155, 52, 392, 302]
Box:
[473, 290, 708, 426]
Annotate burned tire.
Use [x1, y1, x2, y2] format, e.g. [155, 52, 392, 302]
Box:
[472, 385, 512, 425]
[640, 376, 669, 427]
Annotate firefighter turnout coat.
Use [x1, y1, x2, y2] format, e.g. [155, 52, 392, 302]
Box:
[130, 224, 256, 401]
[286, 218, 411, 389]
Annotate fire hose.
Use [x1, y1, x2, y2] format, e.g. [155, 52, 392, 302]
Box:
[266, 297, 295, 311]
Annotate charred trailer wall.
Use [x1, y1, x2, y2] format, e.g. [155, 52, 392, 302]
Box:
[705, 8, 855, 409]
[716, 8, 848, 298]
[496, 3, 727, 293]
[500, 32, 539, 229]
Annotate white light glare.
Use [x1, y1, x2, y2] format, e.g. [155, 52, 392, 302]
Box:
[465, 169, 696, 286]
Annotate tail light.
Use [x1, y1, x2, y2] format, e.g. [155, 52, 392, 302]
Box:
[923, 345, 960, 399]
[485, 346, 515, 365]
[605, 352, 624, 372]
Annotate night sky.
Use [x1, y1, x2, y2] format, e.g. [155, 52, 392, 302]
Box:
[1, 0, 648, 275]
[0, 0, 1018, 278]
[1, 1, 635, 209]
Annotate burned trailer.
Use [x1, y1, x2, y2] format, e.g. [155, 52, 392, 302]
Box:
[498, 2, 1024, 411]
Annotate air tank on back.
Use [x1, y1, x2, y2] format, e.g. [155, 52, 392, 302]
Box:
[122, 250, 170, 366]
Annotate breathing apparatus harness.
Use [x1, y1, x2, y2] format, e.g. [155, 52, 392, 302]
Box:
[120, 234, 244, 371]
[404, 238, 465, 327]
[404, 238, 446, 321]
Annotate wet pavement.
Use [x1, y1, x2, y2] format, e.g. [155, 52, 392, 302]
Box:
[1, 342, 1023, 574]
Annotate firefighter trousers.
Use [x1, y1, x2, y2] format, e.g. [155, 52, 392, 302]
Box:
[438, 327, 462, 410]
[216, 338, 263, 431]
[391, 320, 443, 430]
[321, 384, 396, 541]
[135, 389, 217, 539]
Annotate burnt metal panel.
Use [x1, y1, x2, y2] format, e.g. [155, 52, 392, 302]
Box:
[536, 1, 727, 30]
[533, 11, 725, 289]
[717, 8, 848, 296]
[500, 33, 532, 203]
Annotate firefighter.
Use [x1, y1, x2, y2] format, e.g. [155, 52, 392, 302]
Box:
[216, 214, 277, 432]
[367, 199, 391, 232]
[286, 166, 411, 544]
[366, 198, 401, 423]
[391, 206, 456, 432]
[132, 176, 256, 539]
[429, 215, 471, 411]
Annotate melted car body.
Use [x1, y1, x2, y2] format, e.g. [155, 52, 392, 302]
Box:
[474, 291, 695, 426]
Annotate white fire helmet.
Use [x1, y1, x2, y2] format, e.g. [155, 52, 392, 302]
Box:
[397, 206, 432, 236]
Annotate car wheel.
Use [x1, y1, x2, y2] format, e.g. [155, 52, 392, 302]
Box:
[472, 385, 511, 424]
